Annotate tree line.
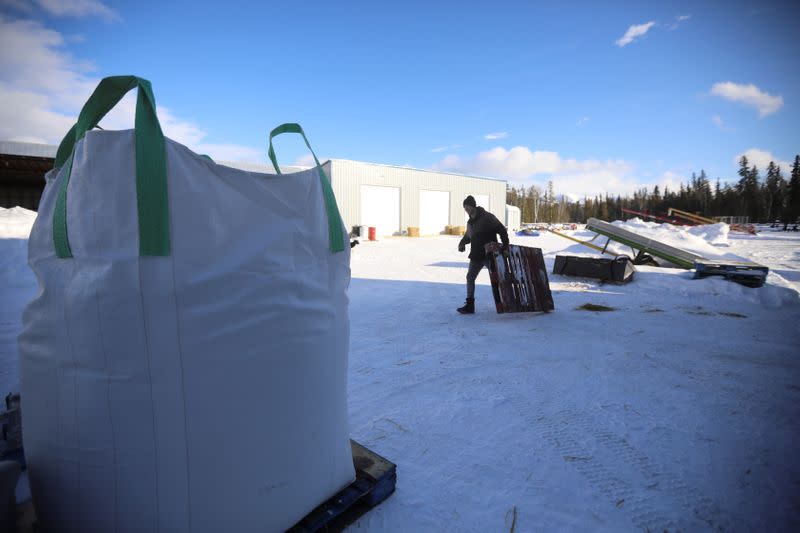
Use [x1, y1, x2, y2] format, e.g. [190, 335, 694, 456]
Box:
[506, 155, 800, 228]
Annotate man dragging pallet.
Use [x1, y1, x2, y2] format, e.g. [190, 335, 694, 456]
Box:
[457, 195, 510, 314]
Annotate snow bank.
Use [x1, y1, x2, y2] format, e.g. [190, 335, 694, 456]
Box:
[0, 207, 36, 239]
[0, 207, 37, 289]
[1, 208, 38, 400]
[686, 222, 730, 246]
[611, 218, 736, 259]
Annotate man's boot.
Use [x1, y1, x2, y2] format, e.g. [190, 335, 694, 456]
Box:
[457, 298, 475, 314]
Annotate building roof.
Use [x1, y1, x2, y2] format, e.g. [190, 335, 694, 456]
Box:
[0, 141, 57, 159]
[330, 158, 506, 184]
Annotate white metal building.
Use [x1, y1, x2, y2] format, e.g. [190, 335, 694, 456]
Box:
[2, 142, 508, 236]
[322, 159, 507, 236]
[505, 205, 521, 231]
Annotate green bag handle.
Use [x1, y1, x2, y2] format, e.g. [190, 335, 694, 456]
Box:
[268, 123, 345, 253]
[52, 75, 169, 258]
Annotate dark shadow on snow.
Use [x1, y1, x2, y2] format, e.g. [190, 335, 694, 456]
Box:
[426, 261, 470, 268]
[772, 269, 800, 282]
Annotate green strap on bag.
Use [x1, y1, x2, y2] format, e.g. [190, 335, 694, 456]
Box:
[53, 75, 169, 258]
[52, 78, 343, 257]
[268, 123, 345, 253]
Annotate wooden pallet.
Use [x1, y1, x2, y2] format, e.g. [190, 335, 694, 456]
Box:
[14, 440, 395, 533]
[288, 440, 396, 532]
[488, 244, 554, 313]
[0, 393, 22, 463]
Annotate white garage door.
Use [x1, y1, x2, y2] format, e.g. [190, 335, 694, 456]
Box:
[419, 190, 450, 235]
[465, 194, 490, 224]
[361, 185, 400, 236]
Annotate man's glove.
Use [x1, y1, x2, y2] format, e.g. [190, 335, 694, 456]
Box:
[458, 243, 466, 253]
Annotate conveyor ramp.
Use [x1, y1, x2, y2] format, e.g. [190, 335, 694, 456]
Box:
[584, 218, 768, 287]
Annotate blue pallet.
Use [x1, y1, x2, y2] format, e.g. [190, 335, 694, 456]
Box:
[694, 260, 769, 288]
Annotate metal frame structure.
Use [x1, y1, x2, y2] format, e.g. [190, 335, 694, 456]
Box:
[584, 218, 769, 286]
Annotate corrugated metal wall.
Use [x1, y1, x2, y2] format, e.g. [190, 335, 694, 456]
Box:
[0, 142, 57, 211]
[327, 159, 507, 234]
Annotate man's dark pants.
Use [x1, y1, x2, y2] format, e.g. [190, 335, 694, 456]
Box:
[466, 258, 491, 299]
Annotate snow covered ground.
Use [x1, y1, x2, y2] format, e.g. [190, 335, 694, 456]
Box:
[2, 207, 799, 531]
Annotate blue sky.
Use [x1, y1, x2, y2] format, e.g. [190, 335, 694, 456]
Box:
[1, 0, 797, 199]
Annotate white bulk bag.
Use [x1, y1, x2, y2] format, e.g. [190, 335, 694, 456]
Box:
[18, 76, 354, 532]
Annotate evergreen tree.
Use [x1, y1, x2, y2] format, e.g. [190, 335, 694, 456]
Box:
[737, 155, 749, 181]
[736, 155, 749, 214]
[696, 170, 711, 214]
[651, 185, 662, 213]
[546, 181, 555, 222]
[678, 182, 687, 211]
[722, 182, 736, 216]
[712, 179, 722, 215]
[786, 155, 800, 230]
[529, 185, 541, 223]
[737, 157, 761, 221]
[749, 165, 762, 221]
[584, 196, 594, 221]
[764, 161, 786, 224]
[499, 156, 798, 226]
[598, 195, 609, 220]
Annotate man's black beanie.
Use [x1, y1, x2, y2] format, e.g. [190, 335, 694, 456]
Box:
[463, 195, 476, 207]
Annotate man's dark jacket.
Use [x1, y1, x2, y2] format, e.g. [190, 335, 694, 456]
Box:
[459, 207, 510, 261]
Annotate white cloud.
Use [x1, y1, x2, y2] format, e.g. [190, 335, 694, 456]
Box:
[667, 14, 691, 30]
[34, 0, 119, 20]
[432, 146, 649, 200]
[735, 148, 792, 175]
[577, 117, 590, 126]
[710, 81, 783, 117]
[615, 21, 655, 47]
[430, 144, 461, 153]
[292, 153, 317, 167]
[484, 132, 508, 140]
[0, 86, 75, 143]
[0, 15, 262, 162]
[0, 16, 97, 107]
[196, 143, 264, 163]
[655, 171, 687, 193]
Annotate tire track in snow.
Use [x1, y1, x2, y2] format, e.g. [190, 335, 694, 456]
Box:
[514, 401, 676, 532]
[510, 378, 731, 532]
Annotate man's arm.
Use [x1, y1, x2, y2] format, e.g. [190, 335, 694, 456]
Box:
[460, 223, 472, 244]
[458, 224, 471, 252]
[495, 216, 509, 249]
